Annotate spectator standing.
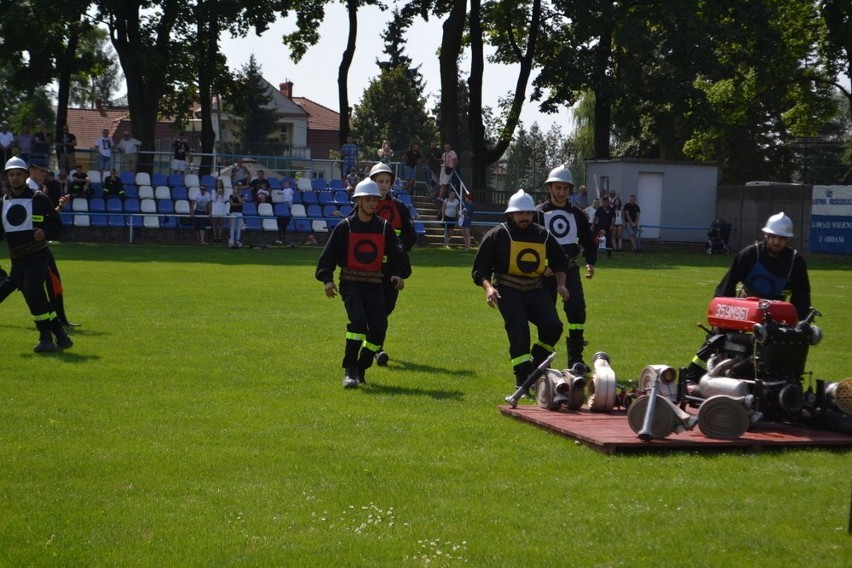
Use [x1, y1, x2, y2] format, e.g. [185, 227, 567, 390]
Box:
[438, 142, 458, 202]
[1, 157, 73, 352]
[572, 185, 589, 208]
[584, 198, 599, 223]
[402, 143, 422, 192]
[190, 184, 212, 244]
[101, 168, 125, 199]
[377, 139, 394, 163]
[426, 141, 442, 197]
[171, 132, 191, 175]
[368, 162, 416, 366]
[0, 122, 14, 163]
[315, 178, 410, 389]
[230, 158, 250, 190]
[340, 135, 359, 178]
[471, 189, 570, 393]
[460, 192, 475, 250]
[57, 125, 77, 173]
[210, 180, 228, 244]
[42, 170, 62, 206]
[611, 196, 624, 251]
[593, 197, 615, 259]
[441, 191, 460, 247]
[536, 164, 598, 372]
[623, 194, 641, 252]
[93, 128, 113, 172]
[116, 131, 142, 173]
[31, 123, 50, 167]
[228, 184, 245, 248]
[14, 125, 34, 163]
[56, 169, 70, 196]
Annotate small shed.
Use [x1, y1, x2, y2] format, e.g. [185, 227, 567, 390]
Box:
[585, 159, 719, 243]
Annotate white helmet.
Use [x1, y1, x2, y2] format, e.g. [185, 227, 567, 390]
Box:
[545, 164, 574, 186]
[762, 212, 794, 238]
[505, 189, 536, 213]
[368, 162, 395, 183]
[4, 156, 29, 172]
[352, 178, 381, 198]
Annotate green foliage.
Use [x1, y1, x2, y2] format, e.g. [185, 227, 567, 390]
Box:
[0, 243, 850, 565]
[351, 65, 438, 160]
[68, 25, 124, 108]
[226, 56, 286, 156]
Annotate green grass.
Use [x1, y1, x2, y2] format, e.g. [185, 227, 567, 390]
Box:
[1, 243, 851, 566]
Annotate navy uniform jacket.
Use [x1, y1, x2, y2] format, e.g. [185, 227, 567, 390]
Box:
[316, 214, 411, 284]
[472, 220, 570, 286]
[1, 186, 63, 259]
[536, 201, 598, 266]
[715, 241, 811, 319]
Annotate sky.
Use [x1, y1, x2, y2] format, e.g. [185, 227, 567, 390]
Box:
[219, 4, 574, 140]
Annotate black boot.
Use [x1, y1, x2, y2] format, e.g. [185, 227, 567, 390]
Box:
[513, 361, 535, 398]
[567, 331, 588, 374]
[52, 318, 73, 349]
[34, 322, 56, 353]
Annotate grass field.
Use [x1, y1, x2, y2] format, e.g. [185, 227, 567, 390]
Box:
[1, 242, 851, 566]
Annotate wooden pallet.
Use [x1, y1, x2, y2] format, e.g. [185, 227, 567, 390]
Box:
[499, 404, 852, 455]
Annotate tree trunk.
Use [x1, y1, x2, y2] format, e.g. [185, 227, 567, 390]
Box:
[468, 0, 541, 196]
[197, 13, 218, 176]
[338, 0, 358, 146]
[438, 0, 467, 149]
[593, 21, 613, 160]
[54, 26, 80, 154]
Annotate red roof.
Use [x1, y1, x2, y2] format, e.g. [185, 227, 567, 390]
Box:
[292, 97, 339, 132]
[64, 107, 128, 150]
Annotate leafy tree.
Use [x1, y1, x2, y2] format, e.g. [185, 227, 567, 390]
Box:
[351, 65, 438, 160]
[68, 26, 124, 108]
[227, 56, 286, 156]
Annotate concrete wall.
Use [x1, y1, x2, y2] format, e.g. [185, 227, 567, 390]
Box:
[586, 159, 719, 243]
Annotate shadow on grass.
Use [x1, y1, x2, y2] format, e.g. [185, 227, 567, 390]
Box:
[362, 383, 465, 401]
[384, 358, 476, 377]
[45, 241, 852, 271]
[18, 350, 101, 362]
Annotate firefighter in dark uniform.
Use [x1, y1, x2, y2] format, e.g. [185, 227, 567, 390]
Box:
[1, 157, 73, 352]
[368, 162, 416, 366]
[536, 165, 597, 374]
[316, 178, 411, 388]
[682, 211, 811, 383]
[472, 189, 571, 391]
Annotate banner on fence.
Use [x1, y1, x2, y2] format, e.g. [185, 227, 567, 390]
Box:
[810, 185, 852, 255]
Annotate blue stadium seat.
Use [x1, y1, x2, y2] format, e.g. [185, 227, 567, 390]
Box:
[338, 205, 353, 217]
[317, 191, 334, 205]
[291, 191, 303, 204]
[301, 191, 318, 205]
[322, 204, 339, 218]
[124, 199, 141, 227]
[152, 172, 168, 187]
[123, 186, 138, 199]
[306, 204, 323, 218]
[268, 177, 281, 189]
[167, 174, 184, 187]
[293, 219, 312, 233]
[157, 199, 177, 228]
[328, 179, 344, 189]
[332, 190, 349, 204]
[120, 171, 135, 185]
[89, 198, 106, 212]
[91, 214, 108, 227]
[171, 186, 188, 200]
[242, 202, 260, 231]
[201, 174, 216, 188]
[311, 178, 327, 190]
[274, 203, 290, 217]
[108, 213, 125, 227]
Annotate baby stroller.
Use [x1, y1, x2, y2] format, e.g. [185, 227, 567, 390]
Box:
[705, 219, 732, 254]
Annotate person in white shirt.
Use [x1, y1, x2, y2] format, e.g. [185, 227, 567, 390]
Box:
[116, 131, 142, 172]
[190, 185, 212, 244]
[0, 122, 15, 163]
[93, 128, 113, 171]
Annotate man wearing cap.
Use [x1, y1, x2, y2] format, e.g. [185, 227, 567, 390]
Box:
[368, 162, 416, 366]
[473, 189, 571, 393]
[536, 165, 598, 374]
[681, 212, 811, 383]
[1, 157, 74, 352]
[315, 178, 411, 389]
